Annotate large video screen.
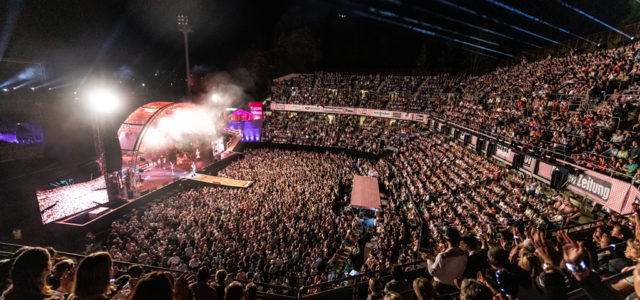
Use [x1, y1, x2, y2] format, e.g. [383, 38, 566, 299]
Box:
[36, 177, 109, 224]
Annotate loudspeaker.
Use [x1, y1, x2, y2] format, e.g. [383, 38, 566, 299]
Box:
[464, 134, 471, 146]
[476, 139, 485, 153]
[104, 135, 123, 172]
[550, 168, 569, 189]
[512, 153, 524, 169]
[487, 142, 496, 157]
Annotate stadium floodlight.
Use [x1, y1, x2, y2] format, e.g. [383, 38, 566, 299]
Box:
[86, 87, 121, 114]
[178, 14, 193, 97]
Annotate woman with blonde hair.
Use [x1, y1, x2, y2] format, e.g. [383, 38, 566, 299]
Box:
[69, 252, 112, 300]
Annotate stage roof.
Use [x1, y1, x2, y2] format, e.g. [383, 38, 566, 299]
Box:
[118, 101, 197, 153]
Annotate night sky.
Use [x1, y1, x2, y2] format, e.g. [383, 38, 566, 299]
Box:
[1, 0, 639, 88]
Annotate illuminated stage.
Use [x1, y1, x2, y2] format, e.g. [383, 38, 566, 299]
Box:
[188, 173, 253, 188]
[49, 101, 249, 226]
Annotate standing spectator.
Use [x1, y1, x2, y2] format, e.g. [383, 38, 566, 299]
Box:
[427, 228, 467, 294]
[0, 247, 51, 300]
[190, 267, 216, 300]
[461, 236, 488, 279]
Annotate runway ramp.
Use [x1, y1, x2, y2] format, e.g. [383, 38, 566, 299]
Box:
[188, 173, 253, 188]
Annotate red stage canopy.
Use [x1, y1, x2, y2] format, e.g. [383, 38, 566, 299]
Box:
[350, 175, 381, 210]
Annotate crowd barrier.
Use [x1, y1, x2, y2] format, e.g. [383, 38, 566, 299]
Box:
[269, 102, 640, 214]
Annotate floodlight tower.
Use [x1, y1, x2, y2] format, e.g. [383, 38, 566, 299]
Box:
[177, 14, 193, 97]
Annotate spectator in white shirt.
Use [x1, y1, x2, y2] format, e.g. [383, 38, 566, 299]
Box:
[427, 228, 468, 295]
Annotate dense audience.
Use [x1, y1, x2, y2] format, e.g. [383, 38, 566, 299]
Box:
[262, 112, 424, 153]
[270, 41, 640, 179]
[102, 149, 417, 292]
[8, 33, 640, 300]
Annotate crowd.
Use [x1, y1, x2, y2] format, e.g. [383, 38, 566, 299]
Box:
[8, 30, 640, 300]
[270, 41, 640, 179]
[102, 149, 417, 292]
[0, 246, 257, 300]
[5, 136, 640, 299]
[262, 112, 427, 153]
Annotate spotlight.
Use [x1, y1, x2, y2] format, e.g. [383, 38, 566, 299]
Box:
[597, 43, 601, 47]
[12, 87, 17, 90]
[86, 88, 121, 113]
[2, 88, 8, 92]
[48, 88, 52, 90]
[210, 94, 222, 103]
[141, 83, 146, 87]
[30, 87, 35, 91]
[631, 37, 636, 40]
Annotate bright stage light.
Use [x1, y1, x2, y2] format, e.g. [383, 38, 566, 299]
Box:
[86, 88, 121, 113]
[2, 88, 8, 92]
[210, 94, 222, 103]
[30, 87, 35, 91]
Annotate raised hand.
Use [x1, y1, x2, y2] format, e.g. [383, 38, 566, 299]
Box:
[173, 272, 196, 300]
[531, 229, 561, 266]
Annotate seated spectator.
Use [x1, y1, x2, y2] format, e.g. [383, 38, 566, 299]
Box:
[486, 247, 540, 299]
[49, 259, 76, 300]
[367, 278, 384, 300]
[383, 291, 403, 300]
[224, 281, 243, 300]
[0, 247, 51, 300]
[69, 252, 112, 300]
[112, 265, 144, 300]
[244, 282, 257, 300]
[412, 277, 435, 300]
[131, 271, 194, 300]
[459, 279, 492, 300]
[611, 239, 640, 298]
[131, 272, 173, 300]
[384, 266, 411, 295]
